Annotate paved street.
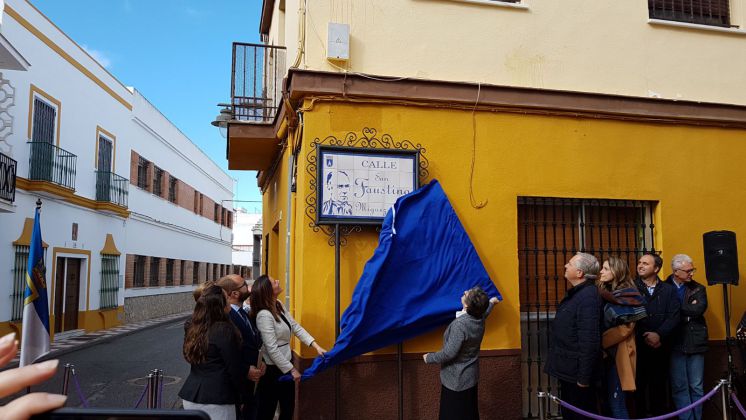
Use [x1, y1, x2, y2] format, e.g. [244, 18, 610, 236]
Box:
[2, 318, 190, 409]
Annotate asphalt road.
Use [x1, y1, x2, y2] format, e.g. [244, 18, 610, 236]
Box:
[2, 319, 190, 409]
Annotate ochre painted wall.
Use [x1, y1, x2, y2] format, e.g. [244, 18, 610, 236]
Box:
[262, 99, 746, 358]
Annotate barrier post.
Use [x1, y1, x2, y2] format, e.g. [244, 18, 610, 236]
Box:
[155, 369, 163, 409]
[720, 379, 730, 420]
[61, 364, 73, 396]
[538, 392, 548, 420]
[146, 373, 155, 409]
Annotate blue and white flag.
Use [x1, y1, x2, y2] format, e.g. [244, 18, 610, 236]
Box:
[301, 179, 502, 380]
[20, 206, 50, 366]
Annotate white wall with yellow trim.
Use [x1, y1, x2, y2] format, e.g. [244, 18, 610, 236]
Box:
[0, 0, 234, 335]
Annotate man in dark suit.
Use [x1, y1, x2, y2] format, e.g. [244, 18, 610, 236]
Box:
[218, 274, 264, 420]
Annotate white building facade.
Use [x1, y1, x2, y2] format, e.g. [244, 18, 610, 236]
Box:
[0, 0, 233, 339]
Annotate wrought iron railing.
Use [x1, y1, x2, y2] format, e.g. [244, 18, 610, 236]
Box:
[96, 171, 129, 208]
[649, 0, 731, 27]
[232, 42, 286, 123]
[0, 151, 17, 203]
[28, 141, 77, 190]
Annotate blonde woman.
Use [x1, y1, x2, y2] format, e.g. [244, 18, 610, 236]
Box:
[598, 256, 646, 419]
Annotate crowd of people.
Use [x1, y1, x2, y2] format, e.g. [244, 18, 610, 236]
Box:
[546, 251, 709, 420]
[179, 274, 325, 420]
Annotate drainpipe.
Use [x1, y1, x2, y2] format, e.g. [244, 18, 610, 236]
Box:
[284, 111, 299, 308]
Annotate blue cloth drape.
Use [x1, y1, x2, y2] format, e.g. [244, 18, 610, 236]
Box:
[302, 179, 502, 380]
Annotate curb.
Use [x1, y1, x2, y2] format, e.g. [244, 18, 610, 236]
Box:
[3, 312, 190, 370]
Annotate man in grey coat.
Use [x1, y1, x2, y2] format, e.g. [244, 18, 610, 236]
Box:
[423, 287, 500, 420]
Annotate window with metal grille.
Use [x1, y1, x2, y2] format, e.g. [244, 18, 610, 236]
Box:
[213, 264, 218, 280]
[153, 167, 163, 197]
[193, 262, 200, 285]
[214, 204, 220, 223]
[11, 245, 30, 321]
[168, 177, 178, 203]
[180, 260, 186, 285]
[166, 258, 174, 286]
[137, 157, 150, 189]
[100, 255, 119, 309]
[32, 97, 56, 144]
[193, 192, 199, 213]
[199, 194, 204, 215]
[517, 197, 657, 419]
[150, 257, 160, 286]
[134, 255, 146, 287]
[649, 0, 730, 27]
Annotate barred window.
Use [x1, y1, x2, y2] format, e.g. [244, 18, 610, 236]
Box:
[166, 258, 174, 286]
[214, 204, 220, 223]
[168, 177, 178, 203]
[137, 157, 150, 189]
[100, 255, 119, 309]
[153, 167, 163, 197]
[32, 97, 56, 144]
[649, 0, 730, 27]
[11, 245, 30, 321]
[193, 192, 199, 213]
[213, 263, 218, 281]
[193, 262, 200, 285]
[134, 255, 146, 287]
[518, 197, 656, 418]
[180, 260, 186, 285]
[150, 257, 160, 286]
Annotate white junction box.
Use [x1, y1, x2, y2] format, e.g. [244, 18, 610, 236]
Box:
[327, 22, 350, 61]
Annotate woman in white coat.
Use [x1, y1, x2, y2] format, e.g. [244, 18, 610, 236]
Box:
[250, 275, 326, 420]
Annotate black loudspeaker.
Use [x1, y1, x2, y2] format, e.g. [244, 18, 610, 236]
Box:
[703, 230, 740, 285]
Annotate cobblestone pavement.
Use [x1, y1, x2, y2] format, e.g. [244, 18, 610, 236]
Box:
[4, 311, 190, 369]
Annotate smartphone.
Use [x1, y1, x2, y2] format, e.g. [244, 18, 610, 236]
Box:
[31, 408, 210, 420]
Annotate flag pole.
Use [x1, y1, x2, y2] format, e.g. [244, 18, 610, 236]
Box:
[26, 199, 42, 395]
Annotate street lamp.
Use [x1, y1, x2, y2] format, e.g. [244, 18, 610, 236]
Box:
[211, 105, 232, 138]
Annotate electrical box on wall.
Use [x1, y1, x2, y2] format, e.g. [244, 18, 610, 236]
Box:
[327, 22, 349, 62]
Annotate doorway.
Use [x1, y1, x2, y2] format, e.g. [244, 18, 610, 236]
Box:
[54, 257, 82, 333]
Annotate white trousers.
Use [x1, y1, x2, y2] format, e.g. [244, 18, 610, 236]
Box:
[182, 399, 236, 420]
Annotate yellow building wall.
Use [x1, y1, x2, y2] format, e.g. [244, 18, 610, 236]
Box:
[269, 0, 746, 106]
[263, 99, 746, 358]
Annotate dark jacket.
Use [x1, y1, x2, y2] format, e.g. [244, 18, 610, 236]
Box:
[179, 321, 246, 405]
[545, 279, 601, 386]
[635, 277, 680, 345]
[229, 306, 262, 368]
[663, 275, 708, 354]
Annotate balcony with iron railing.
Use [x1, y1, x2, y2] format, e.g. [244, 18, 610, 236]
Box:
[27, 141, 77, 190]
[0, 151, 17, 203]
[231, 42, 286, 123]
[96, 171, 129, 208]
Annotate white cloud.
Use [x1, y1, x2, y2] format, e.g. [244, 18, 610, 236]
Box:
[81, 44, 112, 69]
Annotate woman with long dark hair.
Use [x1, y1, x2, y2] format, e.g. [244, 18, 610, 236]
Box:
[598, 256, 646, 419]
[179, 285, 246, 420]
[250, 275, 326, 420]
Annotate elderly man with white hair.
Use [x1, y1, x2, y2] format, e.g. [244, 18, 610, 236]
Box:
[545, 252, 602, 420]
[664, 254, 708, 420]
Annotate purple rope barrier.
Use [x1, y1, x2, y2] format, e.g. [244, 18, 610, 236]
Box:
[552, 382, 722, 420]
[70, 371, 90, 408]
[134, 383, 149, 409]
[731, 391, 746, 419]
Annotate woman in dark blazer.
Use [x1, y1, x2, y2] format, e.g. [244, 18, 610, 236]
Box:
[179, 285, 246, 420]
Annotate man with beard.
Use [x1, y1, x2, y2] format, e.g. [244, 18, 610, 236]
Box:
[218, 274, 265, 420]
[635, 253, 680, 417]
